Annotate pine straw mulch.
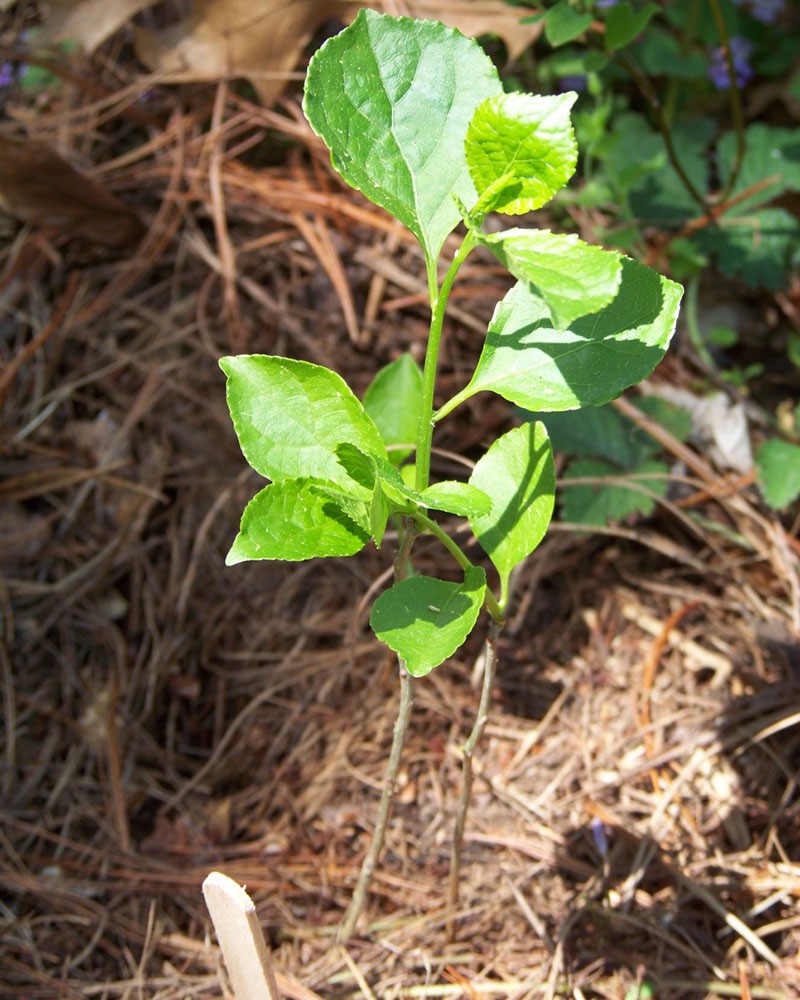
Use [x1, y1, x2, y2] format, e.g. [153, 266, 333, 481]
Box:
[2, 40, 800, 1000]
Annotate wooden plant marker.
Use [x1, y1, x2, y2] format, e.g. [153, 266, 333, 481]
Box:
[202, 871, 281, 1000]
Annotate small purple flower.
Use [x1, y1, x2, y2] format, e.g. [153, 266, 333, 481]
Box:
[591, 817, 610, 859]
[732, 0, 785, 23]
[0, 62, 16, 89]
[595, 0, 620, 8]
[558, 74, 588, 94]
[708, 36, 754, 90]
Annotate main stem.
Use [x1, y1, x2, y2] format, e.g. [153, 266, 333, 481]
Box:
[339, 521, 418, 941]
[447, 619, 502, 941]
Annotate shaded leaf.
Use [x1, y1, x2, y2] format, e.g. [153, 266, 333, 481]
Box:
[544, 3, 593, 46]
[370, 566, 486, 676]
[603, 2, 659, 51]
[466, 92, 578, 216]
[363, 354, 423, 465]
[694, 208, 800, 290]
[227, 479, 370, 564]
[479, 228, 622, 327]
[468, 422, 554, 602]
[560, 458, 667, 525]
[220, 355, 386, 488]
[303, 8, 502, 263]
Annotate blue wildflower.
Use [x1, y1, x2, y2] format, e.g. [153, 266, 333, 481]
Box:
[708, 36, 754, 90]
[732, 0, 785, 23]
[0, 62, 16, 88]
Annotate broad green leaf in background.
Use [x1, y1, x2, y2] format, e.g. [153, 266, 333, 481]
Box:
[694, 208, 800, 291]
[756, 440, 800, 510]
[527, 397, 691, 468]
[468, 422, 555, 605]
[370, 566, 486, 676]
[226, 479, 370, 564]
[560, 458, 667, 526]
[478, 229, 622, 328]
[220, 355, 386, 488]
[303, 8, 502, 264]
[715, 125, 800, 215]
[420, 481, 493, 518]
[603, 2, 659, 51]
[543, 2, 593, 47]
[465, 92, 578, 216]
[440, 257, 682, 416]
[363, 353, 423, 465]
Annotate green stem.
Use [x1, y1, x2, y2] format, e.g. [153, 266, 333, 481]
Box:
[412, 510, 504, 623]
[415, 230, 479, 493]
[708, 0, 746, 203]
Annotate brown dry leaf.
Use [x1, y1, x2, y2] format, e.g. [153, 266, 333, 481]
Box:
[0, 137, 146, 247]
[37, 0, 158, 52]
[133, 0, 541, 105]
[133, 0, 360, 106]
[402, 1, 542, 60]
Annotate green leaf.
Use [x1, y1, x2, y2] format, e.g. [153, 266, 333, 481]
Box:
[370, 567, 486, 676]
[716, 125, 800, 215]
[560, 458, 667, 525]
[527, 397, 691, 468]
[466, 92, 578, 216]
[693, 208, 800, 290]
[449, 257, 682, 414]
[363, 354, 423, 465]
[468, 422, 555, 603]
[604, 2, 659, 51]
[302, 9, 502, 263]
[544, 2, 593, 46]
[479, 228, 622, 327]
[421, 481, 493, 518]
[756, 440, 800, 510]
[220, 355, 385, 489]
[227, 479, 370, 564]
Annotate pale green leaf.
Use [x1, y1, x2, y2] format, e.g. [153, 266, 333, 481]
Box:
[421, 481, 493, 518]
[363, 353, 423, 465]
[220, 355, 385, 489]
[466, 92, 578, 216]
[448, 257, 682, 414]
[303, 9, 502, 263]
[468, 423, 555, 602]
[756, 440, 800, 510]
[370, 567, 486, 676]
[226, 479, 370, 564]
[479, 228, 622, 327]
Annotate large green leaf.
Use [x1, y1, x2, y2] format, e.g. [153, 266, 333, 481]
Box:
[220, 355, 386, 488]
[479, 229, 622, 327]
[544, 2, 593, 46]
[442, 257, 682, 416]
[468, 423, 555, 604]
[465, 92, 578, 216]
[363, 353, 423, 465]
[603, 2, 659, 51]
[227, 479, 370, 564]
[303, 9, 502, 263]
[370, 567, 486, 677]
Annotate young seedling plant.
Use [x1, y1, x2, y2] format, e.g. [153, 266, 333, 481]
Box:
[220, 9, 682, 941]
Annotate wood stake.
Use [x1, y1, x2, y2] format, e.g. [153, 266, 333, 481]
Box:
[202, 871, 281, 1000]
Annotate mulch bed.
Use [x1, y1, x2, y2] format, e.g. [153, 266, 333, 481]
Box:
[1, 15, 799, 998]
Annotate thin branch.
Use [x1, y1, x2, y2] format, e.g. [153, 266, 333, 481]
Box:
[446, 619, 502, 941]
